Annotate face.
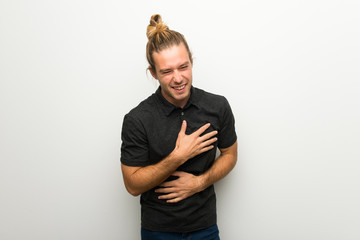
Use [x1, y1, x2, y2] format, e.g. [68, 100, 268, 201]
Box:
[151, 43, 193, 108]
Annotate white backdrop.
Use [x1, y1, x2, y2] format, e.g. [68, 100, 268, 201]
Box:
[1, 1, 359, 239]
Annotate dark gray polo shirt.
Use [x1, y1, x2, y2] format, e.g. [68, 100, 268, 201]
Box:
[121, 86, 237, 233]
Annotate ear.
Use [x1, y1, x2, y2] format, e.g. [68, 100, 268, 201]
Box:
[148, 66, 157, 80]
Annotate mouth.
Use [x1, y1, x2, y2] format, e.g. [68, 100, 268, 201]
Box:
[173, 85, 186, 91]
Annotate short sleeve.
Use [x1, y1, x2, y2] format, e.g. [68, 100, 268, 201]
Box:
[217, 97, 237, 149]
[120, 114, 149, 166]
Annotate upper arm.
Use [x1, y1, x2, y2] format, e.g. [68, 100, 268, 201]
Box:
[219, 140, 237, 155]
[218, 140, 238, 167]
[121, 114, 149, 166]
[217, 97, 237, 149]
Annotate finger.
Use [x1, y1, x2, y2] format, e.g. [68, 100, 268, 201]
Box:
[200, 130, 218, 141]
[155, 187, 175, 194]
[158, 192, 178, 200]
[171, 171, 185, 177]
[201, 137, 218, 148]
[166, 196, 184, 203]
[158, 181, 174, 188]
[198, 145, 215, 154]
[193, 123, 211, 136]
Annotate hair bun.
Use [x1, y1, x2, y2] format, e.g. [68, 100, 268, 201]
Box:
[146, 14, 169, 40]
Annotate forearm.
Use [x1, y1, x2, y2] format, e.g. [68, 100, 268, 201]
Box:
[198, 142, 238, 191]
[122, 151, 185, 196]
[147, 141, 238, 203]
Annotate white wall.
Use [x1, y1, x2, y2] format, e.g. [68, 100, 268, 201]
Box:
[1, 1, 359, 239]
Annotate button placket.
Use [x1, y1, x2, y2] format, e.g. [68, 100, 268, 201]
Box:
[179, 110, 186, 124]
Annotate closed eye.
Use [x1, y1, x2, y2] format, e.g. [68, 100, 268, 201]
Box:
[179, 65, 188, 70]
[161, 70, 172, 75]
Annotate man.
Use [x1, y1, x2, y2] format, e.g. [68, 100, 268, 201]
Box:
[121, 14, 237, 240]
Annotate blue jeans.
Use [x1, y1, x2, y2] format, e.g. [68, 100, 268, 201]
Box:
[141, 224, 220, 240]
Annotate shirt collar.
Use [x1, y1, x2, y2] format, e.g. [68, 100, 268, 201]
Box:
[155, 86, 200, 116]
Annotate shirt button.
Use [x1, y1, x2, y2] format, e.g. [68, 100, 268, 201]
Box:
[181, 112, 184, 116]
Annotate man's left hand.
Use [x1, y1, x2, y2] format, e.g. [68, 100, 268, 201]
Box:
[155, 171, 204, 203]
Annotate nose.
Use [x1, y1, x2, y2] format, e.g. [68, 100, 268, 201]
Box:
[173, 70, 182, 83]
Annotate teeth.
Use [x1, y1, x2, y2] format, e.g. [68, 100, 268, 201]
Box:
[174, 85, 185, 90]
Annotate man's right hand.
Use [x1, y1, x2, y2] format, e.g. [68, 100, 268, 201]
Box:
[172, 120, 218, 164]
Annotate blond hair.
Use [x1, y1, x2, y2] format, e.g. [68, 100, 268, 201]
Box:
[146, 14, 193, 72]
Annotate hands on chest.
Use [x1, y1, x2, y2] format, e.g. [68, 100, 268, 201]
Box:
[154, 120, 218, 203]
[172, 120, 218, 164]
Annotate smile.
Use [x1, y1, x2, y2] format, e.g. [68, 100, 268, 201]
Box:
[173, 85, 185, 90]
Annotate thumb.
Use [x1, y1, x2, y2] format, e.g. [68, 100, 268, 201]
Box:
[176, 120, 187, 147]
[179, 120, 187, 136]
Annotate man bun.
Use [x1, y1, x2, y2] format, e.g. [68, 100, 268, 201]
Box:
[146, 14, 170, 40]
[145, 14, 193, 71]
